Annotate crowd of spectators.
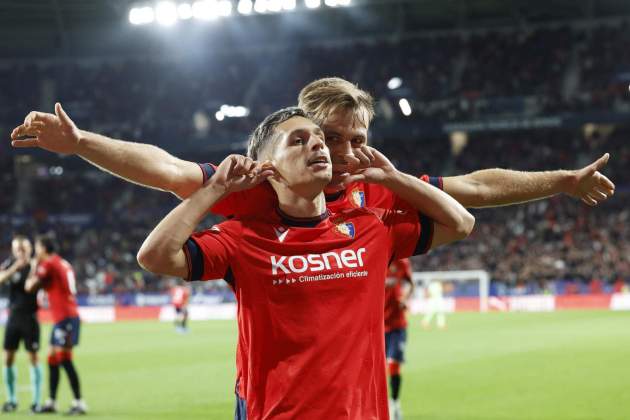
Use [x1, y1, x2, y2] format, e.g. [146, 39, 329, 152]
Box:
[2, 21, 630, 150]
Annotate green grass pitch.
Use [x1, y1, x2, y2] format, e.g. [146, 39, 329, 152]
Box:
[4, 311, 630, 419]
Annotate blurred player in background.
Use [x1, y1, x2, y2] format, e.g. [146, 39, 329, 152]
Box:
[25, 234, 87, 415]
[170, 281, 191, 333]
[421, 280, 447, 330]
[0, 235, 42, 413]
[384, 258, 414, 420]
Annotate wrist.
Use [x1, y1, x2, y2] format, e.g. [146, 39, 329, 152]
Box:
[557, 170, 577, 195]
[202, 177, 230, 198]
[379, 169, 405, 188]
[75, 130, 90, 154]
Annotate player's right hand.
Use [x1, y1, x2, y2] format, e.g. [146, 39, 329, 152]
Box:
[11, 102, 81, 155]
[209, 154, 275, 193]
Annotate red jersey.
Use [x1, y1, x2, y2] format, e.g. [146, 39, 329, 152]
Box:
[36, 254, 80, 323]
[384, 259, 413, 332]
[184, 207, 434, 420]
[171, 286, 190, 307]
[199, 163, 442, 217]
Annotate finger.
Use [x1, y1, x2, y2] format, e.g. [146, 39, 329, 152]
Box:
[583, 193, 599, 206]
[588, 189, 608, 201]
[250, 169, 275, 185]
[597, 173, 615, 192]
[232, 156, 247, 175]
[11, 125, 29, 139]
[352, 149, 372, 167]
[55, 102, 74, 127]
[593, 185, 613, 198]
[342, 154, 361, 167]
[340, 173, 366, 187]
[592, 153, 610, 171]
[18, 126, 42, 137]
[11, 139, 41, 148]
[332, 161, 350, 170]
[359, 145, 376, 162]
[581, 196, 597, 206]
[25, 121, 45, 130]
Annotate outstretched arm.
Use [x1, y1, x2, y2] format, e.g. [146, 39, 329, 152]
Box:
[340, 146, 475, 248]
[11, 103, 204, 199]
[442, 154, 615, 208]
[137, 155, 272, 277]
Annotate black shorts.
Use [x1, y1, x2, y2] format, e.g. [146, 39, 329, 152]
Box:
[3, 313, 40, 353]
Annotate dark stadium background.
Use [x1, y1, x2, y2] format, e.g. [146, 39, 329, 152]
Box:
[0, 0, 628, 315]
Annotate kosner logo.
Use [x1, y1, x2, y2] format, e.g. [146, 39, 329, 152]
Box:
[271, 248, 366, 275]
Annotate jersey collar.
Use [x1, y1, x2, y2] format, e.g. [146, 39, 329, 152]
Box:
[276, 208, 330, 228]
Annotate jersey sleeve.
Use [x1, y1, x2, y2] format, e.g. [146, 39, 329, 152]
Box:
[380, 209, 435, 260]
[182, 220, 242, 281]
[418, 174, 443, 190]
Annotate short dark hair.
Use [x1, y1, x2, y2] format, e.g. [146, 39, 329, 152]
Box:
[247, 107, 308, 160]
[35, 232, 57, 254]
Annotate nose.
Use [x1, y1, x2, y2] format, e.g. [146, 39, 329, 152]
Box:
[310, 134, 325, 151]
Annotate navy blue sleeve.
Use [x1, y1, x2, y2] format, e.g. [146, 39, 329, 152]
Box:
[428, 176, 443, 190]
[413, 213, 434, 255]
[183, 239, 204, 281]
[197, 163, 216, 184]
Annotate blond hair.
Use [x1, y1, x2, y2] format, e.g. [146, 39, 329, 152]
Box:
[298, 77, 374, 128]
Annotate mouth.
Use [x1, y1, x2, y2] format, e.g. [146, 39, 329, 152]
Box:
[307, 155, 330, 167]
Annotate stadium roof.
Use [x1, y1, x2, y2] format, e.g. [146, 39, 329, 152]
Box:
[2, 0, 630, 58]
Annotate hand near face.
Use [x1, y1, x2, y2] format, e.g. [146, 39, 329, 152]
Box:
[209, 155, 276, 194]
[334, 146, 396, 186]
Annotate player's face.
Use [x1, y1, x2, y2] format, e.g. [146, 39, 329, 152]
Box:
[11, 238, 31, 261]
[320, 109, 369, 193]
[268, 116, 332, 193]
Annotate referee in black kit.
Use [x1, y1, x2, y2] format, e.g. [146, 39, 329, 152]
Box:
[0, 235, 42, 413]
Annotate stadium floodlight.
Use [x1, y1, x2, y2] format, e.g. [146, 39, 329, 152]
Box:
[215, 111, 225, 121]
[217, 0, 233, 16]
[282, 0, 296, 10]
[237, 0, 253, 14]
[129, 6, 155, 25]
[267, 0, 283, 12]
[155, 1, 178, 26]
[192, 0, 216, 20]
[177, 3, 194, 19]
[324, 0, 338, 6]
[387, 77, 402, 90]
[254, 0, 268, 13]
[337, 0, 351, 5]
[220, 105, 250, 117]
[305, 0, 321, 9]
[270, 0, 285, 12]
[399, 98, 412, 116]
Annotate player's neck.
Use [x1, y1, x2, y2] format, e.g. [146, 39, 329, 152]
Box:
[276, 191, 327, 219]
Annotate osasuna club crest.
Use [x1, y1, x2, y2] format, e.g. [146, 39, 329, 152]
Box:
[334, 222, 355, 239]
[350, 188, 366, 208]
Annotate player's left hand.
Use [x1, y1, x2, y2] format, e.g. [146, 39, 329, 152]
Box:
[567, 153, 615, 206]
[336, 146, 396, 186]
